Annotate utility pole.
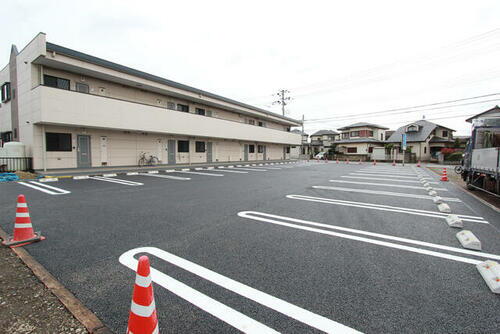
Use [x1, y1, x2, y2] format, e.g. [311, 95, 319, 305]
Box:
[273, 89, 291, 116]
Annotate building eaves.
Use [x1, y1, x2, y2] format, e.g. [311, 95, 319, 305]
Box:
[335, 138, 384, 144]
[45, 42, 301, 125]
[337, 122, 389, 131]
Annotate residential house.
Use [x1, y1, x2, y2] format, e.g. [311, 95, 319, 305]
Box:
[334, 122, 388, 159]
[465, 105, 500, 123]
[309, 130, 338, 154]
[0, 33, 301, 170]
[386, 120, 455, 161]
[290, 129, 310, 158]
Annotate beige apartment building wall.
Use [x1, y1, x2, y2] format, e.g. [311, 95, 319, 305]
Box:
[215, 140, 241, 162]
[0, 65, 12, 133]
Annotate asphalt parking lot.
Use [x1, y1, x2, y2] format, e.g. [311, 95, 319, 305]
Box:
[1, 161, 499, 333]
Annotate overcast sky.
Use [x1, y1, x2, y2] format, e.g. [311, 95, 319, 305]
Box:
[3, 1, 500, 135]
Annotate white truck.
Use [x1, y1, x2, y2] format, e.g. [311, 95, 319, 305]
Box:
[461, 117, 500, 196]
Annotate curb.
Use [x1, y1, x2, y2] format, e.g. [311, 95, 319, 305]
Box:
[0, 227, 113, 334]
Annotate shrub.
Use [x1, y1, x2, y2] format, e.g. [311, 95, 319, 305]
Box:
[445, 152, 463, 161]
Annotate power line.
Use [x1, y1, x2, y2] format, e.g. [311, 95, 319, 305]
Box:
[304, 93, 500, 123]
[273, 89, 291, 116]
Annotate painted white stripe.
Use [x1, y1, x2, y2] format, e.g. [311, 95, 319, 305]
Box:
[135, 273, 152, 288]
[126, 172, 139, 176]
[120, 247, 360, 333]
[148, 170, 159, 174]
[18, 182, 67, 195]
[138, 173, 191, 181]
[238, 212, 482, 265]
[73, 175, 90, 179]
[357, 170, 418, 176]
[233, 168, 267, 172]
[175, 171, 224, 176]
[165, 169, 176, 173]
[342, 176, 439, 184]
[212, 169, 248, 174]
[90, 176, 143, 186]
[102, 173, 117, 177]
[351, 173, 426, 180]
[29, 181, 71, 193]
[39, 178, 58, 182]
[181, 168, 190, 171]
[130, 300, 156, 317]
[17, 203, 28, 207]
[312, 186, 460, 202]
[286, 194, 487, 223]
[15, 223, 33, 228]
[16, 212, 30, 217]
[329, 179, 448, 191]
[239, 211, 500, 261]
[195, 167, 204, 170]
[249, 166, 281, 170]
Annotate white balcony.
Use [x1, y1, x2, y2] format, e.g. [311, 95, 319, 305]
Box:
[31, 86, 301, 145]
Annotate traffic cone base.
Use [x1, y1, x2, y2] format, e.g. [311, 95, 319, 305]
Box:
[2, 195, 44, 248]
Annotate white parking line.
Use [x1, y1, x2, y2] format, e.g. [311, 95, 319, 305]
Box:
[233, 168, 267, 172]
[210, 169, 248, 174]
[138, 173, 191, 180]
[174, 171, 224, 176]
[286, 194, 487, 223]
[90, 176, 143, 186]
[18, 181, 71, 195]
[329, 180, 448, 191]
[312, 186, 460, 202]
[350, 173, 427, 180]
[248, 166, 282, 170]
[357, 170, 419, 176]
[342, 176, 439, 184]
[237, 212, 489, 265]
[119, 247, 361, 333]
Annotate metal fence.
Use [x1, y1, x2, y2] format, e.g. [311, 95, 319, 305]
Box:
[0, 157, 33, 172]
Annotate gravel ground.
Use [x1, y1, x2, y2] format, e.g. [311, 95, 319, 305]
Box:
[0, 245, 88, 333]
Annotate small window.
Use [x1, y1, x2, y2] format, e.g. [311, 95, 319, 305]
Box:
[167, 102, 176, 110]
[195, 141, 206, 152]
[258, 145, 264, 153]
[286, 146, 290, 154]
[249, 145, 255, 153]
[347, 147, 357, 153]
[195, 108, 206, 116]
[44, 75, 70, 90]
[442, 130, 448, 137]
[76, 83, 89, 93]
[178, 140, 189, 152]
[286, 127, 291, 132]
[46, 133, 72, 151]
[380, 133, 384, 141]
[248, 120, 255, 125]
[177, 104, 189, 112]
[258, 121, 264, 127]
[406, 125, 419, 132]
[342, 133, 349, 139]
[368, 147, 373, 153]
[1, 82, 11, 102]
[424, 147, 427, 154]
[350, 131, 360, 137]
[368, 131, 374, 137]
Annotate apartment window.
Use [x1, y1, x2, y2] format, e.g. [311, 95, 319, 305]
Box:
[286, 127, 291, 132]
[442, 130, 448, 137]
[368, 130, 374, 137]
[258, 121, 264, 127]
[424, 147, 427, 154]
[0, 131, 12, 146]
[76, 83, 89, 94]
[44, 75, 70, 90]
[248, 120, 255, 125]
[347, 147, 357, 153]
[286, 146, 290, 154]
[46, 133, 72, 152]
[195, 141, 206, 152]
[350, 131, 360, 137]
[195, 108, 206, 116]
[167, 102, 176, 110]
[177, 104, 189, 112]
[368, 147, 374, 153]
[380, 133, 384, 141]
[249, 144, 255, 153]
[1, 82, 11, 102]
[342, 133, 349, 139]
[178, 140, 189, 152]
[258, 145, 264, 153]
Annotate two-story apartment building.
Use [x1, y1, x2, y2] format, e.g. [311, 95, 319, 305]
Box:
[335, 122, 388, 158]
[309, 130, 338, 154]
[0, 33, 301, 170]
[386, 120, 455, 161]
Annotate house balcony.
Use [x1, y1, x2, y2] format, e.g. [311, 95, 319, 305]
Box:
[31, 86, 301, 145]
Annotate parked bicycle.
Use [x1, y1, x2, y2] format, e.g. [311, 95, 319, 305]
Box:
[138, 152, 160, 166]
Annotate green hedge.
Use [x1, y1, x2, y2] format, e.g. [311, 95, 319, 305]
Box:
[445, 152, 463, 161]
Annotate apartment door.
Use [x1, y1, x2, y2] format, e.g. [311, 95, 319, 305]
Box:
[167, 140, 176, 164]
[263, 145, 267, 160]
[243, 144, 249, 161]
[77, 135, 91, 168]
[206, 142, 213, 163]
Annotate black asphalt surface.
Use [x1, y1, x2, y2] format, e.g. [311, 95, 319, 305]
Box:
[1, 162, 499, 333]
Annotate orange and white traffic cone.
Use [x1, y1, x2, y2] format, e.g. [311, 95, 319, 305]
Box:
[346, 159, 349, 164]
[392, 160, 396, 166]
[336, 159, 339, 164]
[441, 168, 449, 182]
[373, 160, 377, 165]
[127, 256, 159, 334]
[2, 195, 45, 248]
[417, 160, 421, 167]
